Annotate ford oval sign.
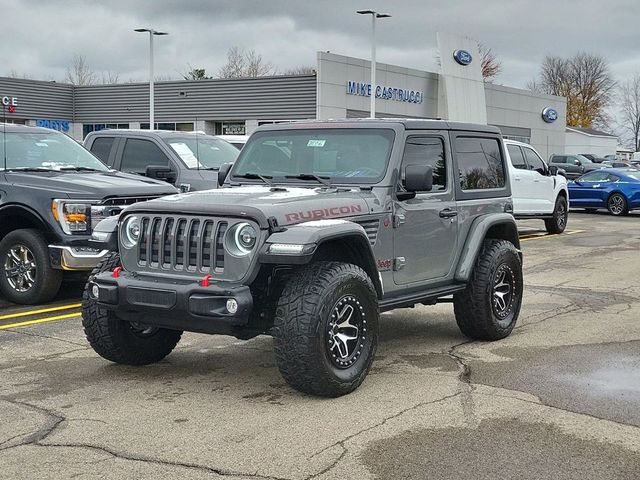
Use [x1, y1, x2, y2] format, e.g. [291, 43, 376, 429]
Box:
[542, 107, 558, 123]
[453, 49, 472, 66]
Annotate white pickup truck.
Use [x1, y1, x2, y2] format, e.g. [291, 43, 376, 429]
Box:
[503, 139, 569, 234]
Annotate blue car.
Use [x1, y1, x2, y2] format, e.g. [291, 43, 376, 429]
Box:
[568, 168, 640, 216]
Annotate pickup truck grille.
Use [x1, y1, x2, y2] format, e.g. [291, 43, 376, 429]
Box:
[138, 215, 228, 273]
[91, 196, 160, 231]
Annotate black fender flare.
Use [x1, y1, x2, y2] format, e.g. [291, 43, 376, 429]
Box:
[0, 204, 52, 237]
[454, 213, 521, 282]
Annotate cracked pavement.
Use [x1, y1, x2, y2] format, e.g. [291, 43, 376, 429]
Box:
[1, 212, 639, 479]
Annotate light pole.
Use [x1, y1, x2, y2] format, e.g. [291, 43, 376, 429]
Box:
[134, 28, 169, 130]
[357, 10, 391, 118]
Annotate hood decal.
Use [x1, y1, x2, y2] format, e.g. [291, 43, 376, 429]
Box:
[285, 204, 364, 223]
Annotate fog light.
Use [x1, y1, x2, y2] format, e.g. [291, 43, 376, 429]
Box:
[226, 298, 239, 314]
[90, 283, 100, 300]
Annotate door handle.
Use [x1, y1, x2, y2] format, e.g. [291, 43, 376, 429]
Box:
[439, 208, 458, 219]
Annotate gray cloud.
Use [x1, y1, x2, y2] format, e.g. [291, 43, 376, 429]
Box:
[1, 0, 639, 88]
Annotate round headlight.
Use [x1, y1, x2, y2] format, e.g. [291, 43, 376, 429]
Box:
[121, 216, 141, 249]
[226, 222, 257, 257]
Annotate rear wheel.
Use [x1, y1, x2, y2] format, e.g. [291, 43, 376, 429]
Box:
[454, 239, 523, 340]
[544, 195, 568, 234]
[273, 262, 379, 397]
[0, 229, 62, 305]
[82, 252, 182, 365]
[607, 193, 628, 216]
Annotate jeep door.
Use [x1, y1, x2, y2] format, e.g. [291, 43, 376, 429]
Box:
[392, 133, 458, 285]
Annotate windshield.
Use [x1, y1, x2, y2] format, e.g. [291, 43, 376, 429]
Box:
[231, 128, 395, 184]
[164, 136, 239, 169]
[1, 130, 109, 172]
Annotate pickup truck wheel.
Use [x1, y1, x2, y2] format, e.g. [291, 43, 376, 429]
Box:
[544, 195, 568, 234]
[82, 252, 182, 365]
[0, 229, 63, 305]
[273, 262, 379, 397]
[607, 193, 628, 216]
[453, 239, 522, 341]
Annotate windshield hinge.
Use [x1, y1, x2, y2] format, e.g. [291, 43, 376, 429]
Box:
[268, 216, 285, 234]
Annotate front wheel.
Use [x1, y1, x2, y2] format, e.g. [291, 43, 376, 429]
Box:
[0, 229, 63, 305]
[273, 262, 379, 397]
[607, 193, 628, 216]
[82, 252, 182, 365]
[544, 195, 568, 234]
[454, 239, 523, 341]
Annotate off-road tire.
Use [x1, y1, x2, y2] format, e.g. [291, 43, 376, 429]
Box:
[453, 239, 522, 341]
[82, 252, 182, 365]
[0, 229, 63, 305]
[607, 192, 628, 216]
[544, 195, 568, 234]
[273, 262, 379, 397]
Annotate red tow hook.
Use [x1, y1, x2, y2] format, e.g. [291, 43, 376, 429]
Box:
[201, 274, 213, 287]
[112, 266, 122, 278]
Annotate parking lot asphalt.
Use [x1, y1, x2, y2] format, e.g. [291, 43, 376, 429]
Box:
[1, 211, 639, 479]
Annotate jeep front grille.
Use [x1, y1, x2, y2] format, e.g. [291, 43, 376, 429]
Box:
[138, 215, 228, 273]
[354, 218, 380, 245]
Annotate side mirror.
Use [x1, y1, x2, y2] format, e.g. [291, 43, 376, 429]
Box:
[573, 159, 581, 166]
[145, 165, 176, 183]
[404, 164, 433, 192]
[218, 162, 233, 187]
[574, 180, 582, 186]
[557, 168, 567, 178]
[548, 165, 558, 176]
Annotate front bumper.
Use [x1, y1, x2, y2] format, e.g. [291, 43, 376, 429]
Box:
[49, 245, 110, 271]
[89, 271, 253, 335]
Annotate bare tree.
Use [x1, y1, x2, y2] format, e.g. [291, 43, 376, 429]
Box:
[218, 47, 277, 78]
[282, 65, 316, 75]
[101, 71, 120, 84]
[65, 54, 96, 85]
[478, 43, 502, 82]
[619, 74, 640, 151]
[7, 69, 32, 79]
[531, 53, 615, 128]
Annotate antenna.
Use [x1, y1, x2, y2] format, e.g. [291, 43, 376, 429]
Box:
[2, 104, 6, 171]
[195, 116, 200, 171]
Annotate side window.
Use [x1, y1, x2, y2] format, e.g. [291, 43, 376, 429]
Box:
[400, 137, 447, 191]
[507, 145, 527, 170]
[89, 137, 115, 165]
[580, 171, 608, 182]
[606, 174, 620, 183]
[523, 148, 546, 174]
[121, 139, 170, 173]
[455, 137, 505, 190]
[552, 155, 566, 164]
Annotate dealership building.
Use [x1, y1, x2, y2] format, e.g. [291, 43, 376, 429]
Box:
[0, 33, 568, 158]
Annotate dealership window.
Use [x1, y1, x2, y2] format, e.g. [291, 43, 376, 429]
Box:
[400, 137, 447, 191]
[121, 138, 170, 173]
[141, 122, 194, 132]
[456, 137, 505, 190]
[83, 123, 129, 139]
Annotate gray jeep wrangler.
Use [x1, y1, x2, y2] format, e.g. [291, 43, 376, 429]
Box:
[83, 119, 523, 397]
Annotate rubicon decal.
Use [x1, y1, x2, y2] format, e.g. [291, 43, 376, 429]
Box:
[285, 205, 363, 223]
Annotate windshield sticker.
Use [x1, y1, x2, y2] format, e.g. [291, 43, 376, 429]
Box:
[169, 142, 199, 168]
[307, 139, 326, 147]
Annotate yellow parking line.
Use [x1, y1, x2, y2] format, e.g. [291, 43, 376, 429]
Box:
[520, 229, 585, 242]
[0, 312, 80, 330]
[0, 303, 82, 321]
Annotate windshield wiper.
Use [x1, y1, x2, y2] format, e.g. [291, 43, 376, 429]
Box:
[285, 173, 332, 188]
[59, 166, 102, 172]
[3, 167, 56, 172]
[234, 172, 273, 186]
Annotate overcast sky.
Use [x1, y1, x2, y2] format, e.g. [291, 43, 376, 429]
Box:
[1, 0, 639, 88]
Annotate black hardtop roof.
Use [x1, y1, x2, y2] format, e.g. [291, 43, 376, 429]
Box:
[255, 118, 501, 135]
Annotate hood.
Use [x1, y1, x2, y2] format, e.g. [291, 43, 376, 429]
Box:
[4, 170, 178, 198]
[126, 185, 377, 227]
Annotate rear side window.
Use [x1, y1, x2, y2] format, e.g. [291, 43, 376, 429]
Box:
[401, 137, 447, 191]
[89, 137, 115, 164]
[456, 137, 505, 190]
[523, 147, 546, 173]
[121, 139, 170, 173]
[507, 145, 527, 170]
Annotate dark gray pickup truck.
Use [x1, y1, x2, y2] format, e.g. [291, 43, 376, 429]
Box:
[0, 123, 177, 304]
[83, 119, 523, 397]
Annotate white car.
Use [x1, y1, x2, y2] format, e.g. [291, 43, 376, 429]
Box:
[503, 139, 569, 234]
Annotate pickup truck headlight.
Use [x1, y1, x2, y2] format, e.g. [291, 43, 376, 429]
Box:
[51, 200, 95, 234]
[226, 222, 257, 257]
[121, 216, 141, 249]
